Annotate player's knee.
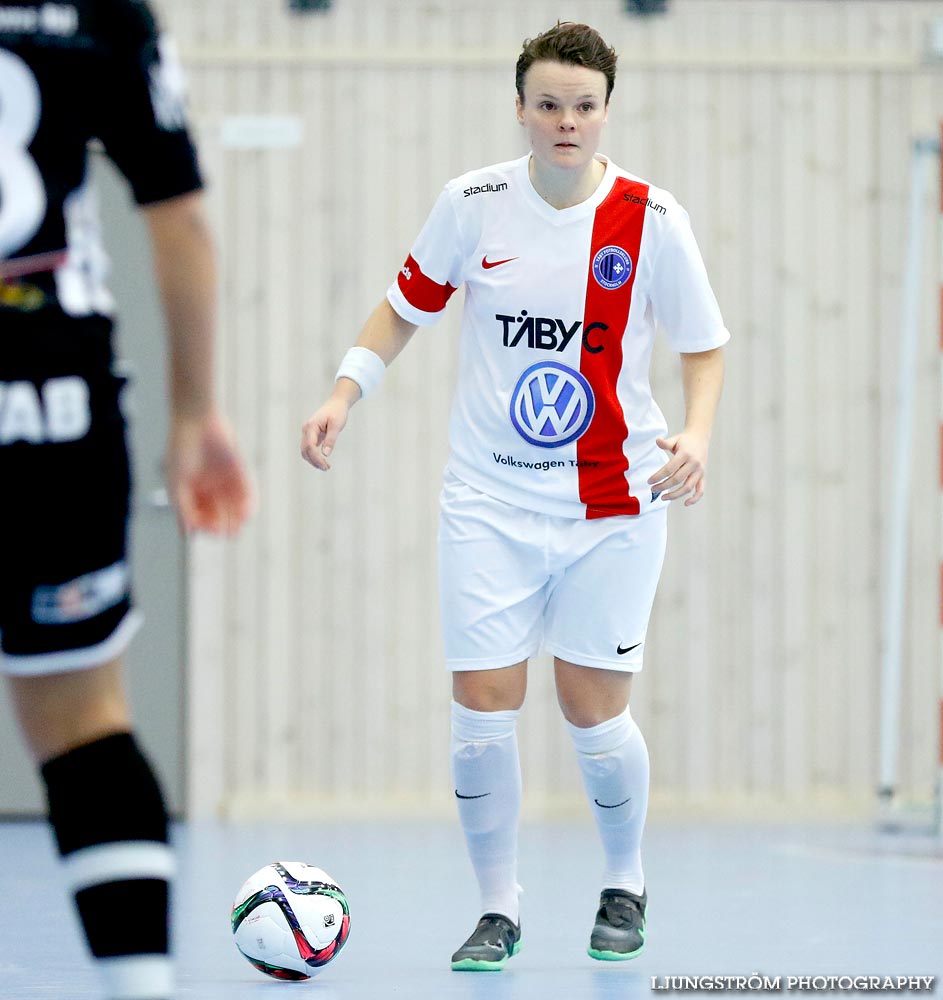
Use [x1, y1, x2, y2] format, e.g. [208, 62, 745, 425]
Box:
[556, 672, 631, 728]
[10, 666, 132, 764]
[455, 689, 523, 713]
[557, 687, 631, 727]
[452, 668, 526, 712]
[561, 704, 625, 729]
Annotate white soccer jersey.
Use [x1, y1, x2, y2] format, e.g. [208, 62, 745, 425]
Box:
[387, 153, 730, 520]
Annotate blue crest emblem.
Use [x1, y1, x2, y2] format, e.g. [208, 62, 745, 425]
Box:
[592, 245, 633, 289]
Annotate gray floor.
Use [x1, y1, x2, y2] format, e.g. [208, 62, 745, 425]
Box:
[1, 818, 941, 998]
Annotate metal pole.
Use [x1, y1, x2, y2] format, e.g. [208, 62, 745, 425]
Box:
[936, 125, 943, 840]
[878, 137, 937, 820]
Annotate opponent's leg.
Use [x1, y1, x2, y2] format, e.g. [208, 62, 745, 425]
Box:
[450, 663, 526, 971]
[8, 657, 173, 1000]
[556, 660, 648, 960]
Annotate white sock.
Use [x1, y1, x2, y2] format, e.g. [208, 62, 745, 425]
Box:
[450, 700, 522, 924]
[98, 955, 172, 1000]
[567, 707, 649, 895]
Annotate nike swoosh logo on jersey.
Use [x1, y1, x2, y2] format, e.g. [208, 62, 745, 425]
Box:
[594, 797, 632, 809]
[482, 256, 518, 269]
[455, 790, 491, 800]
[617, 642, 641, 655]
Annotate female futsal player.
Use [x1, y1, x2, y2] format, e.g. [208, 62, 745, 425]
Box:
[302, 21, 727, 970]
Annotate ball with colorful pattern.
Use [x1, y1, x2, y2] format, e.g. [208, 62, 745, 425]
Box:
[231, 861, 350, 980]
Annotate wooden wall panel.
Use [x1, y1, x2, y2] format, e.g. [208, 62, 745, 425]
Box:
[147, 0, 943, 817]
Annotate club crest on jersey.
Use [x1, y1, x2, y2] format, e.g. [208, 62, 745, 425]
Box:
[509, 361, 595, 449]
[592, 245, 633, 290]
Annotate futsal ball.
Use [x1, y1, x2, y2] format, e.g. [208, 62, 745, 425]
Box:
[231, 861, 350, 981]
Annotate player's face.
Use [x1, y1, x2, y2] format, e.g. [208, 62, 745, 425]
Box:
[516, 60, 609, 174]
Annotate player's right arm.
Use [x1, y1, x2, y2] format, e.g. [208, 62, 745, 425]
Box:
[300, 300, 417, 471]
[302, 182, 464, 471]
[145, 191, 254, 534]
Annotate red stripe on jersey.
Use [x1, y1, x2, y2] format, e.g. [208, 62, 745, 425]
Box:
[577, 178, 649, 518]
[397, 254, 457, 314]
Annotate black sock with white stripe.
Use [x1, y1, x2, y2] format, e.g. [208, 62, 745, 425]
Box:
[41, 731, 173, 1000]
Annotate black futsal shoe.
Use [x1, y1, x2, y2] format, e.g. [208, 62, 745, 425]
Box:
[450, 913, 521, 971]
[588, 887, 647, 960]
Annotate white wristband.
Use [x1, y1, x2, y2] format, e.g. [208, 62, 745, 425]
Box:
[334, 346, 386, 399]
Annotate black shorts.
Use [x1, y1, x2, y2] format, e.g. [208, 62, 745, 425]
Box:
[0, 314, 140, 675]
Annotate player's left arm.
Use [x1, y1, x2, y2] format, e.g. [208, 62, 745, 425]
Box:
[143, 190, 254, 535]
[648, 346, 725, 506]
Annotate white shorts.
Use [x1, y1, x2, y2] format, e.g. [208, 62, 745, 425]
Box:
[437, 471, 668, 673]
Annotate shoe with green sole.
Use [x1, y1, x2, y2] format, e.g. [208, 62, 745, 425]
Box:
[588, 888, 646, 961]
[451, 913, 521, 971]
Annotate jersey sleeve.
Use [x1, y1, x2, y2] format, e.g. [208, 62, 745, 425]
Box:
[649, 209, 730, 353]
[92, 1, 202, 205]
[387, 186, 466, 326]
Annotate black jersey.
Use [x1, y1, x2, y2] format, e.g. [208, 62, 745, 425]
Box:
[0, 0, 202, 319]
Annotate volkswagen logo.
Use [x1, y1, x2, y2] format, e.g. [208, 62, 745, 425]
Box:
[509, 361, 595, 448]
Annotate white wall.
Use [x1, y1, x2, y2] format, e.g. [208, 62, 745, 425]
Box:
[156, 0, 943, 819]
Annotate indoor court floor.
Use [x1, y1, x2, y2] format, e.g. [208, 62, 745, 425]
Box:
[1, 817, 940, 999]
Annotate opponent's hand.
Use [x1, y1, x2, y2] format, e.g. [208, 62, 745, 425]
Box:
[301, 395, 352, 471]
[166, 410, 254, 535]
[648, 431, 710, 506]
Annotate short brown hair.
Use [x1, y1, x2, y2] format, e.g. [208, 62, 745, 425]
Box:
[515, 22, 618, 104]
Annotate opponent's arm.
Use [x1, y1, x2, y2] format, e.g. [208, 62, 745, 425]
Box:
[301, 299, 417, 471]
[143, 190, 253, 534]
[648, 346, 725, 506]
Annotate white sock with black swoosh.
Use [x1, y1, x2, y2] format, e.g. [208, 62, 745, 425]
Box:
[567, 707, 648, 895]
[451, 700, 522, 924]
